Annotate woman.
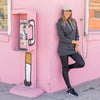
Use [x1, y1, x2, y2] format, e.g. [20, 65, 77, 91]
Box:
[56, 5, 85, 96]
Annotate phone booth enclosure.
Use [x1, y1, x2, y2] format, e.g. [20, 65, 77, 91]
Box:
[12, 13, 27, 51]
[12, 9, 36, 52]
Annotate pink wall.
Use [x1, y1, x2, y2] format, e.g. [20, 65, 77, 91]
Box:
[0, 0, 100, 93]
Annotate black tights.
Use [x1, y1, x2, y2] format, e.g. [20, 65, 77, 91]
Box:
[60, 53, 85, 89]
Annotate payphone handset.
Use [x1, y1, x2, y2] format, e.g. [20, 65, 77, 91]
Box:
[28, 20, 35, 46]
[19, 19, 35, 50]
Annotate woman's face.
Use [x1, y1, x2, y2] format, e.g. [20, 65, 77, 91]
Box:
[64, 10, 72, 19]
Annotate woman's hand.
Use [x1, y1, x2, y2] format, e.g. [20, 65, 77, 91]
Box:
[72, 40, 79, 46]
[75, 46, 81, 55]
[72, 40, 81, 54]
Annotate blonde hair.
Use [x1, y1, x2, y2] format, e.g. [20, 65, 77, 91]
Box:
[61, 10, 75, 26]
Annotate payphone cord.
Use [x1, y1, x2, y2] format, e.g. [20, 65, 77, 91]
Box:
[80, 18, 89, 59]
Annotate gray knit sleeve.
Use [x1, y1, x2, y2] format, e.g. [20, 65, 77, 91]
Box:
[56, 22, 72, 44]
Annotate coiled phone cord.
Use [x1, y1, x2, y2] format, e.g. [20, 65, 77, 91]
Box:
[80, 18, 89, 59]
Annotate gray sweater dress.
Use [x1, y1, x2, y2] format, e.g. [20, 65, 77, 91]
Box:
[56, 18, 79, 56]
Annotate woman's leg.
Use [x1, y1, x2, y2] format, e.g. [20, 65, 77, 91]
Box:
[69, 53, 85, 70]
[60, 55, 72, 89]
[60, 55, 79, 96]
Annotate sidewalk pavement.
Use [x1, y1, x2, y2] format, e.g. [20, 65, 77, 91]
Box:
[0, 78, 100, 100]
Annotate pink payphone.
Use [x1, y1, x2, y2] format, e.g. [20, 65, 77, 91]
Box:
[20, 19, 35, 50]
[10, 8, 43, 98]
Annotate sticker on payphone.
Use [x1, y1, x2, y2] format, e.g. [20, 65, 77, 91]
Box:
[20, 19, 27, 50]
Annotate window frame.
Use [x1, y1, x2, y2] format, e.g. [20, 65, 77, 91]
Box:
[86, 0, 100, 41]
[85, 0, 89, 35]
[87, 0, 100, 34]
[7, 0, 11, 36]
[0, 0, 11, 36]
